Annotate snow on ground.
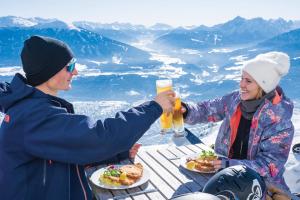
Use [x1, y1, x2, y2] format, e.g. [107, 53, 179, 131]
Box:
[285, 106, 300, 193]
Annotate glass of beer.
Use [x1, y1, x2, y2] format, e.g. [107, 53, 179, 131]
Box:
[156, 79, 173, 133]
[172, 87, 185, 137]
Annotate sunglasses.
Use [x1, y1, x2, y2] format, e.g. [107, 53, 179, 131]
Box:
[66, 58, 77, 73]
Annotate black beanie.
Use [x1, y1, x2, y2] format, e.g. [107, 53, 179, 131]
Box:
[21, 35, 74, 86]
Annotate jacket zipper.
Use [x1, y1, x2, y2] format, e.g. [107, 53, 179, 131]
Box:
[249, 103, 267, 159]
[76, 165, 87, 200]
[68, 164, 71, 200]
[43, 160, 47, 186]
[240, 141, 243, 157]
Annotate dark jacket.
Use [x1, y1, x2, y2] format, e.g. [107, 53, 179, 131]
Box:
[0, 73, 162, 200]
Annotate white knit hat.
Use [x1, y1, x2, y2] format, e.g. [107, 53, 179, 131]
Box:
[242, 51, 290, 93]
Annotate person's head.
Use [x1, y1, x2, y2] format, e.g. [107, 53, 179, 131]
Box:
[240, 51, 290, 100]
[202, 165, 266, 200]
[21, 35, 77, 95]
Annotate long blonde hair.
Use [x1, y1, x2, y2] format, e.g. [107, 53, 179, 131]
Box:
[255, 87, 264, 99]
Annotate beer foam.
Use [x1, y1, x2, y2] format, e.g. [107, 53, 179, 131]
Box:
[156, 79, 172, 87]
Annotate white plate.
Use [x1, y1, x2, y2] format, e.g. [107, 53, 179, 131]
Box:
[180, 153, 217, 174]
[90, 165, 150, 190]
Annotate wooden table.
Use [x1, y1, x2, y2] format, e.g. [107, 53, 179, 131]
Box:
[85, 142, 214, 200]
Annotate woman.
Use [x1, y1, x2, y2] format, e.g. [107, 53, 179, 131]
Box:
[182, 52, 294, 194]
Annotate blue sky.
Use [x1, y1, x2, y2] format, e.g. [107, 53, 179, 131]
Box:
[1, 0, 300, 27]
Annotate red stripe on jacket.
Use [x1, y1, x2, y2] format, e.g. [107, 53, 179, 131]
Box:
[228, 90, 282, 158]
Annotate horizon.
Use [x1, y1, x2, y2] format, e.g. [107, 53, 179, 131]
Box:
[0, 15, 300, 28]
[0, 15, 297, 28]
[0, 0, 300, 27]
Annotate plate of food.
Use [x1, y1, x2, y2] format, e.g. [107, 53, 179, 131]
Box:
[180, 150, 218, 173]
[90, 163, 150, 189]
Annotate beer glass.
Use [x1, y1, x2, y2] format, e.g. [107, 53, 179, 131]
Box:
[156, 79, 173, 133]
[172, 88, 185, 137]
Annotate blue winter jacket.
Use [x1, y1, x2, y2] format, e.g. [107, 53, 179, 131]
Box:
[0, 73, 163, 200]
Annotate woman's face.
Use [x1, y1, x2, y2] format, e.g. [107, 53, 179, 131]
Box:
[240, 71, 261, 100]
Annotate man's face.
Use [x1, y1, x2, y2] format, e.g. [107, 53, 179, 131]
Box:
[45, 64, 78, 93]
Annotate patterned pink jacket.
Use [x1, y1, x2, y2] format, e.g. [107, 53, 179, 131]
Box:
[185, 87, 294, 191]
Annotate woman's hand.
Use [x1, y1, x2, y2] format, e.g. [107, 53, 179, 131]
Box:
[181, 106, 186, 114]
[212, 159, 222, 171]
[180, 102, 188, 119]
[129, 143, 142, 159]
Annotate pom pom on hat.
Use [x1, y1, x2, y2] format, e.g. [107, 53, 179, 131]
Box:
[242, 51, 290, 93]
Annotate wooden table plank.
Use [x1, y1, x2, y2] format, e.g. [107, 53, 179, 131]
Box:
[176, 145, 197, 155]
[138, 183, 164, 200]
[92, 185, 114, 200]
[184, 144, 205, 153]
[195, 143, 214, 151]
[164, 145, 187, 158]
[135, 155, 173, 199]
[137, 151, 190, 199]
[157, 148, 179, 160]
[157, 148, 209, 188]
[90, 143, 216, 200]
[147, 149, 202, 192]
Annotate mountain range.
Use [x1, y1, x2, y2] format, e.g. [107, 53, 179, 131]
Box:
[0, 27, 152, 66]
[152, 16, 296, 50]
[73, 21, 173, 44]
[0, 15, 300, 67]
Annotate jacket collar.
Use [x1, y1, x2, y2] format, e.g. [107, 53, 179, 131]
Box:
[0, 73, 74, 114]
[0, 73, 35, 113]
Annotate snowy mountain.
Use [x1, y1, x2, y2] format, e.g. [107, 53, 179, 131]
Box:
[73, 21, 172, 44]
[149, 23, 173, 30]
[153, 16, 294, 50]
[0, 16, 37, 27]
[0, 27, 152, 65]
[73, 21, 139, 43]
[0, 16, 69, 28]
[33, 20, 78, 30]
[1, 15, 299, 75]
[212, 16, 292, 35]
[292, 20, 300, 29]
[227, 27, 300, 67]
[258, 28, 300, 53]
[73, 22, 146, 31]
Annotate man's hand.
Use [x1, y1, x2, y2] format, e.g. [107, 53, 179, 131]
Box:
[154, 90, 175, 114]
[129, 143, 141, 159]
[266, 184, 291, 200]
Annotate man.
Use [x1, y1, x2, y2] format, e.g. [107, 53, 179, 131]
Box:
[0, 35, 175, 200]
